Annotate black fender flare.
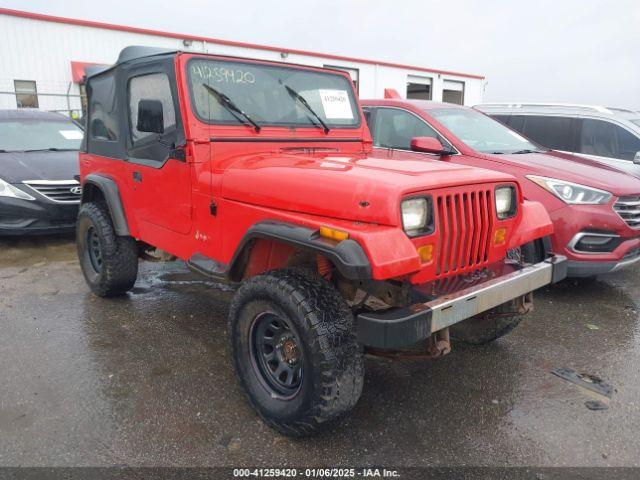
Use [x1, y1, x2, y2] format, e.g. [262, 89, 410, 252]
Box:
[227, 221, 372, 281]
[82, 174, 130, 236]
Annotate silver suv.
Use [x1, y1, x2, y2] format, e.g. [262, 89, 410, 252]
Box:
[475, 103, 640, 177]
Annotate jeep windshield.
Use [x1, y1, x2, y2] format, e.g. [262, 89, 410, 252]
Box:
[429, 107, 546, 154]
[188, 58, 360, 129]
[0, 119, 83, 152]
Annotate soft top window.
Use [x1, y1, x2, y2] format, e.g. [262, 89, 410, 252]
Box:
[187, 58, 361, 129]
[88, 71, 119, 142]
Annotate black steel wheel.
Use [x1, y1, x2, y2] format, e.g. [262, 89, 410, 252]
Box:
[76, 201, 139, 297]
[229, 268, 364, 437]
[250, 312, 303, 399]
[86, 225, 104, 273]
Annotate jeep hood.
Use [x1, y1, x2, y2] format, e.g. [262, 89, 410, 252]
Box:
[0, 150, 79, 183]
[222, 152, 515, 225]
[478, 151, 640, 196]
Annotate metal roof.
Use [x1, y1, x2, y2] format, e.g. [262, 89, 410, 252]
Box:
[474, 103, 640, 119]
[474, 103, 640, 133]
[362, 98, 469, 111]
[476, 103, 617, 114]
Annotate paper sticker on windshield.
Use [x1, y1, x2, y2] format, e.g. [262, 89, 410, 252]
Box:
[319, 89, 353, 120]
[507, 130, 529, 142]
[59, 130, 83, 140]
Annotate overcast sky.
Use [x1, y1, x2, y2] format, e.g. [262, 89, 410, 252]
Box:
[3, 0, 639, 108]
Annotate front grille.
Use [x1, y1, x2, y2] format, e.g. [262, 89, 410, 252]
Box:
[435, 188, 494, 277]
[23, 180, 82, 203]
[614, 196, 640, 229]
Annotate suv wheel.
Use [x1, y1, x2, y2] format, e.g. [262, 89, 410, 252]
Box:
[76, 202, 139, 297]
[450, 238, 546, 345]
[229, 268, 364, 437]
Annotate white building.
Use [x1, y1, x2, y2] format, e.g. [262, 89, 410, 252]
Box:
[0, 8, 486, 117]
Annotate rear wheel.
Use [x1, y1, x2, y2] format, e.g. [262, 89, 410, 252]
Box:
[450, 238, 546, 345]
[228, 268, 364, 437]
[76, 202, 138, 297]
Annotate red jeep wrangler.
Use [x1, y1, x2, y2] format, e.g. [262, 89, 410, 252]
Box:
[77, 46, 566, 436]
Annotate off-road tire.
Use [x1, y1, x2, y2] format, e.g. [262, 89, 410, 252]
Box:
[228, 268, 364, 437]
[450, 238, 546, 345]
[76, 201, 138, 297]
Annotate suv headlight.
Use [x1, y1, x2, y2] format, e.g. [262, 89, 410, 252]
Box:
[495, 185, 517, 219]
[527, 175, 612, 205]
[401, 197, 431, 236]
[0, 178, 35, 201]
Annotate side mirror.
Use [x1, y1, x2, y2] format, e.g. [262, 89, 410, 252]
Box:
[410, 136, 450, 155]
[137, 99, 164, 134]
[634, 151, 640, 165]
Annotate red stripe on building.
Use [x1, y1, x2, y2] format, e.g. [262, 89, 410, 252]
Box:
[0, 7, 485, 80]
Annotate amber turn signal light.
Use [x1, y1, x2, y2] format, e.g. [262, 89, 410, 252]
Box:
[319, 226, 349, 241]
[494, 227, 507, 245]
[417, 244, 434, 263]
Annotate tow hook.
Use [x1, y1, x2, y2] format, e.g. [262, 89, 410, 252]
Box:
[427, 328, 451, 358]
[516, 292, 534, 315]
[478, 292, 534, 320]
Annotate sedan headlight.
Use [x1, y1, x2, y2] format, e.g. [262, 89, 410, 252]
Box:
[495, 185, 517, 219]
[0, 178, 35, 201]
[526, 175, 612, 205]
[401, 197, 431, 236]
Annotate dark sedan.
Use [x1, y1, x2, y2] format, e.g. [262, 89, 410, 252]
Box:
[0, 109, 83, 235]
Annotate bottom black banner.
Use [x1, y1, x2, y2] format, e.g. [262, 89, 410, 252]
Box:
[0, 467, 639, 480]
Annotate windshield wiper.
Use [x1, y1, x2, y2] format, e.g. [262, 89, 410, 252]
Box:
[283, 84, 330, 134]
[202, 83, 261, 133]
[511, 149, 545, 154]
[23, 148, 78, 152]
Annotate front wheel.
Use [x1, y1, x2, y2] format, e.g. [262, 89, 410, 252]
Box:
[450, 238, 546, 345]
[76, 202, 139, 297]
[228, 268, 364, 437]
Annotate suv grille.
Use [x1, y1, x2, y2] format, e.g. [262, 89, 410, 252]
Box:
[435, 188, 494, 277]
[23, 180, 82, 203]
[614, 196, 640, 229]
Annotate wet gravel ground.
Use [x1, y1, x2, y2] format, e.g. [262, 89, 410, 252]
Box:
[0, 234, 639, 467]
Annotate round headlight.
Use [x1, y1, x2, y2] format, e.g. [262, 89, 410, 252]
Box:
[401, 198, 429, 236]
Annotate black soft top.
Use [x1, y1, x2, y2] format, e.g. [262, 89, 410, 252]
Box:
[84, 46, 184, 159]
[86, 46, 179, 80]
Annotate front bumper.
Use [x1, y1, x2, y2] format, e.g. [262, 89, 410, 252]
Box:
[357, 256, 567, 348]
[548, 203, 640, 278]
[566, 247, 640, 277]
[0, 196, 78, 235]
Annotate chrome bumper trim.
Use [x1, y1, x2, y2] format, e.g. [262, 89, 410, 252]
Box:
[428, 258, 560, 333]
[356, 256, 567, 348]
[610, 252, 640, 272]
[566, 231, 619, 254]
